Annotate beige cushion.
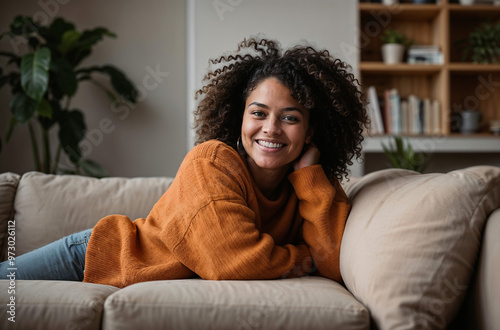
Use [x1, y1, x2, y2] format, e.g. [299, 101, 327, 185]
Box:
[10, 171, 174, 256]
[0, 173, 20, 261]
[0, 280, 118, 330]
[340, 166, 500, 329]
[103, 276, 369, 329]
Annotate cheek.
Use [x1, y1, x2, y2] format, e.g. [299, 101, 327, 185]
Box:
[241, 119, 258, 140]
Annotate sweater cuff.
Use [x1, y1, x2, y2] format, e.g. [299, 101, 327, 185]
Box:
[288, 165, 335, 198]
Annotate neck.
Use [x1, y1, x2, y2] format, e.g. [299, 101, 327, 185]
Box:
[246, 158, 289, 200]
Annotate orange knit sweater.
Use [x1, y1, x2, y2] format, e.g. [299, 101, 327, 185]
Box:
[83, 140, 350, 288]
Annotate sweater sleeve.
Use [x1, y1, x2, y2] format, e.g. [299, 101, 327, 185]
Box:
[288, 165, 350, 283]
[160, 149, 314, 281]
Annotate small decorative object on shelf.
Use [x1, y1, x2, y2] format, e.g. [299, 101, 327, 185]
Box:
[490, 120, 500, 135]
[380, 29, 412, 64]
[456, 20, 500, 64]
[458, 110, 482, 134]
[459, 0, 475, 5]
[382, 0, 399, 4]
[407, 45, 443, 64]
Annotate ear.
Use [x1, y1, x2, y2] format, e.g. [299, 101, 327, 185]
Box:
[305, 128, 314, 144]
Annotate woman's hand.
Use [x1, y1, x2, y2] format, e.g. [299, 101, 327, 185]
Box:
[293, 143, 320, 171]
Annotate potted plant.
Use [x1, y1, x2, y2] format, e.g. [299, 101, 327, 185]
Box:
[457, 20, 500, 64]
[0, 16, 137, 177]
[380, 28, 411, 64]
[382, 135, 431, 173]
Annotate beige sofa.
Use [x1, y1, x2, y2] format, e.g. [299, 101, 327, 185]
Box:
[0, 166, 499, 330]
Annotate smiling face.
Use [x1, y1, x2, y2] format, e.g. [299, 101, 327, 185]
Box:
[241, 77, 313, 181]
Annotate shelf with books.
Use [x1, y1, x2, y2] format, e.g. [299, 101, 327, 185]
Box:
[358, 0, 500, 140]
[365, 85, 444, 136]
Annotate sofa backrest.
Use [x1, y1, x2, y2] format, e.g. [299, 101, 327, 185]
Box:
[0, 171, 174, 259]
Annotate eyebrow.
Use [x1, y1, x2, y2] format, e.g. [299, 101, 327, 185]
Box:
[247, 102, 303, 114]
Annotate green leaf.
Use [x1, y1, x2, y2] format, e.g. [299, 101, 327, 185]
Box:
[101, 65, 137, 103]
[50, 58, 77, 96]
[67, 28, 116, 66]
[5, 116, 18, 143]
[28, 37, 40, 51]
[79, 27, 116, 49]
[21, 47, 51, 101]
[79, 158, 108, 178]
[36, 98, 52, 118]
[9, 92, 38, 123]
[48, 18, 75, 42]
[58, 109, 86, 162]
[9, 16, 39, 36]
[38, 100, 61, 130]
[58, 30, 81, 55]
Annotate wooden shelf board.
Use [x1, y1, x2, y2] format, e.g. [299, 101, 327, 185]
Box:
[448, 63, 500, 72]
[362, 134, 500, 153]
[366, 133, 499, 139]
[359, 3, 442, 20]
[448, 4, 500, 12]
[360, 62, 442, 74]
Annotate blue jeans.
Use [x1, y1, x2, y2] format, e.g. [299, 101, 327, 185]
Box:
[0, 229, 92, 281]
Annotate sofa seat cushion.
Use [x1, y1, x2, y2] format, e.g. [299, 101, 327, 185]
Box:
[0, 280, 118, 330]
[340, 166, 500, 329]
[103, 276, 369, 329]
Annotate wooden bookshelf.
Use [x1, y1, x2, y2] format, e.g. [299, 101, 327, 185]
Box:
[358, 0, 500, 138]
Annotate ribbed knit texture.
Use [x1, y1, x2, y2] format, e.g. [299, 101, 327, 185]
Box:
[83, 140, 350, 288]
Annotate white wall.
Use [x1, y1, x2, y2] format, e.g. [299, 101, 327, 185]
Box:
[0, 0, 359, 177]
[187, 0, 359, 150]
[0, 0, 187, 177]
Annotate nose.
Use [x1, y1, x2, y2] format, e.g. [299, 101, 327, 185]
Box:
[262, 116, 282, 136]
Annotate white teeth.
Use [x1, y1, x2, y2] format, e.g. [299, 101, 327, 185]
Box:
[257, 140, 284, 148]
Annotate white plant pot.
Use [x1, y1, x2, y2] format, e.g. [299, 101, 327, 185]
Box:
[382, 44, 405, 64]
[382, 0, 398, 4]
[459, 0, 475, 5]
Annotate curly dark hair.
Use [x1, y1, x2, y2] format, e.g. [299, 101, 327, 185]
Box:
[194, 37, 368, 181]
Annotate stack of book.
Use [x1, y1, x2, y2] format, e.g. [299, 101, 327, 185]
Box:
[407, 45, 443, 65]
[366, 86, 442, 135]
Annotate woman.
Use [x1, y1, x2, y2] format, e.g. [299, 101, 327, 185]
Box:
[0, 37, 368, 288]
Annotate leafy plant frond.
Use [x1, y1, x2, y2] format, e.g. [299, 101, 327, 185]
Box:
[456, 19, 500, 64]
[381, 28, 412, 47]
[382, 136, 432, 173]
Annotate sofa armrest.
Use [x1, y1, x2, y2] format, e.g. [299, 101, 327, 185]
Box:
[451, 208, 500, 329]
[0, 173, 20, 261]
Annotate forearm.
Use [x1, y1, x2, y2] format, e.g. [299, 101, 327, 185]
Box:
[169, 200, 315, 280]
[289, 165, 350, 282]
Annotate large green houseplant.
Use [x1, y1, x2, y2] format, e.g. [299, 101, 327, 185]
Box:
[0, 16, 137, 177]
